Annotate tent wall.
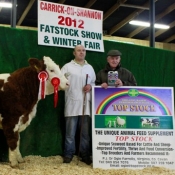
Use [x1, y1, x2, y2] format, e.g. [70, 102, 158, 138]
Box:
[0, 27, 175, 160]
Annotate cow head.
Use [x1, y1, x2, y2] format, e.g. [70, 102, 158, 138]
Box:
[28, 56, 69, 94]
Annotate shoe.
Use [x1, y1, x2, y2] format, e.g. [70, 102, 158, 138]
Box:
[63, 157, 72, 163]
[81, 157, 92, 165]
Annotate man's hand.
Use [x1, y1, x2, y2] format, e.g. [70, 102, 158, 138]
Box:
[115, 79, 123, 87]
[101, 82, 108, 89]
[83, 84, 92, 92]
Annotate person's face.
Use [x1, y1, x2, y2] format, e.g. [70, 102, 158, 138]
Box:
[107, 56, 121, 69]
[73, 45, 86, 61]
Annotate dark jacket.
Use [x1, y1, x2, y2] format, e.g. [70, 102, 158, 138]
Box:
[95, 63, 137, 86]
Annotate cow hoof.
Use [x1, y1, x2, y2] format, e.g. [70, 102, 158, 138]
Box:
[19, 159, 25, 163]
[10, 163, 19, 169]
[18, 157, 25, 163]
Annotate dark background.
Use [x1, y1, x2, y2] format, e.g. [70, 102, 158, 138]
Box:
[0, 0, 175, 43]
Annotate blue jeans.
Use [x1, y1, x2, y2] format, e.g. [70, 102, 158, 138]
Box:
[64, 115, 91, 159]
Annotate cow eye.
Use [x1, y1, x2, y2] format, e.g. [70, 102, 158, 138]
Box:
[50, 70, 54, 72]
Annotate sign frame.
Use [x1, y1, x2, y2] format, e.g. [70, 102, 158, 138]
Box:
[92, 86, 175, 169]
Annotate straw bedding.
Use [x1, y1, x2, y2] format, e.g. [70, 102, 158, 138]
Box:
[0, 155, 175, 175]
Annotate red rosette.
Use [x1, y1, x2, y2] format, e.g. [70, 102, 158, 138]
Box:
[51, 77, 60, 108]
[38, 71, 49, 81]
[38, 71, 49, 99]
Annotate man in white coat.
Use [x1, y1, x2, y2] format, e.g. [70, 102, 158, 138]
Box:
[61, 45, 96, 165]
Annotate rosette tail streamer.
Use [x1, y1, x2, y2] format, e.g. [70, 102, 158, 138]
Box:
[51, 77, 60, 108]
[38, 71, 49, 99]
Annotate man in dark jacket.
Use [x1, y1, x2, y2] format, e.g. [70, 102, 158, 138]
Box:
[95, 49, 137, 88]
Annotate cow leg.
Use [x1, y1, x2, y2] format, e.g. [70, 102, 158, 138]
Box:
[9, 149, 19, 168]
[15, 135, 24, 163]
[2, 126, 22, 168]
[9, 137, 24, 168]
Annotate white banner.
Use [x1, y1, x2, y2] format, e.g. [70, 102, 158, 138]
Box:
[38, 1, 104, 52]
[92, 86, 175, 170]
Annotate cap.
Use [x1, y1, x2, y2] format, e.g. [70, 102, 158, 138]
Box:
[107, 50, 122, 56]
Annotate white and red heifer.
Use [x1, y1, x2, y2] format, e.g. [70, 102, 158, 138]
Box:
[0, 56, 68, 168]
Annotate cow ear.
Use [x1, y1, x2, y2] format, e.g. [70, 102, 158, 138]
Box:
[28, 58, 43, 72]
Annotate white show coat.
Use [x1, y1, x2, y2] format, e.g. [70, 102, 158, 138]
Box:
[61, 60, 96, 117]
